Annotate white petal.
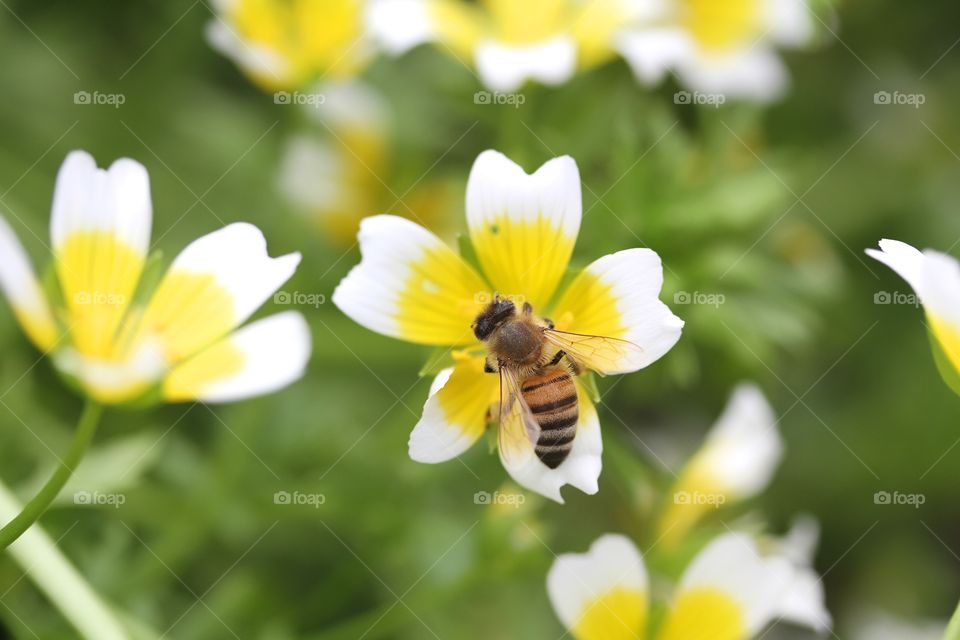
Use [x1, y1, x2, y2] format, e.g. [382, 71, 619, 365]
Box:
[0, 216, 57, 350]
[408, 361, 495, 463]
[547, 534, 648, 630]
[675, 47, 789, 102]
[867, 239, 960, 326]
[688, 383, 783, 499]
[467, 149, 581, 239]
[366, 0, 437, 55]
[553, 248, 684, 374]
[865, 238, 924, 293]
[764, 0, 815, 47]
[475, 36, 577, 92]
[777, 567, 832, 633]
[164, 222, 301, 329]
[614, 27, 694, 84]
[500, 386, 601, 504]
[332, 215, 489, 346]
[163, 311, 311, 403]
[677, 533, 795, 635]
[50, 150, 151, 255]
[920, 249, 960, 328]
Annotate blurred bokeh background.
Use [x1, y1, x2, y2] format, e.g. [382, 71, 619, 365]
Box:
[0, 0, 959, 638]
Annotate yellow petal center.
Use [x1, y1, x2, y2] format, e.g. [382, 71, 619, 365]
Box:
[657, 588, 745, 640]
[57, 231, 144, 359]
[573, 586, 647, 640]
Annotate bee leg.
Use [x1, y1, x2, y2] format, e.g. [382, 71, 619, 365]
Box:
[543, 317, 555, 329]
[484, 358, 497, 374]
[548, 350, 567, 366]
[522, 301, 533, 316]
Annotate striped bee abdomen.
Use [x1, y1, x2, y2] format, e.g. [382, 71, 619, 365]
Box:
[521, 367, 579, 469]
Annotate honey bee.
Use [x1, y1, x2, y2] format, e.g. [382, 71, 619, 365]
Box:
[472, 295, 644, 469]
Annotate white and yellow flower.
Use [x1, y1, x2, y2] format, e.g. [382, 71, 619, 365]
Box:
[333, 150, 683, 502]
[658, 383, 783, 543]
[615, 0, 815, 102]
[206, 0, 373, 90]
[366, 0, 643, 92]
[547, 531, 830, 640]
[867, 239, 960, 393]
[0, 150, 310, 405]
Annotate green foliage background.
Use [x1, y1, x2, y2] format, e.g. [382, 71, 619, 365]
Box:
[0, 0, 959, 638]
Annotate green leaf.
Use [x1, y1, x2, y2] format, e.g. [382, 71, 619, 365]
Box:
[927, 325, 960, 398]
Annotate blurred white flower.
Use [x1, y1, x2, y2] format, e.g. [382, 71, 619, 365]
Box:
[615, 0, 815, 102]
[547, 531, 830, 639]
[657, 383, 783, 543]
[366, 0, 644, 91]
[207, 0, 373, 90]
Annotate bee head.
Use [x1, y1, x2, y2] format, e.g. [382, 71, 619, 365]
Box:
[472, 296, 516, 341]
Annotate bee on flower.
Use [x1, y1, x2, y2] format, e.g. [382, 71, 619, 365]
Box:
[206, 0, 373, 90]
[547, 530, 830, 639]
[0, 150, 311, 405]
[867, 239, 960, 395]
[333, 149, 683, 502]
[615, 0, 816, 102]
[657, 383, 784, 544]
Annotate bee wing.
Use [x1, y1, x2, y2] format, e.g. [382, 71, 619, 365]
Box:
[543, 329, 645, 376]
[497, 366, 540, 467]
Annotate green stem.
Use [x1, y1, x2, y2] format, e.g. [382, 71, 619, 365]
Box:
[945, 597, 960, 640]
[0, 401, 103, 551]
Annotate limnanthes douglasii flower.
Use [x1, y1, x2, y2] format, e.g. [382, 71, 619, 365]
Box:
[615, 0, 815, 101]
[657, 383, 783, 544]
[367, 0, 642, 91]
[0, 150, 310, 549]
[333, 149, 683, 502]
[547, 532, 830, 639]
[206, 0, 372, 90]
